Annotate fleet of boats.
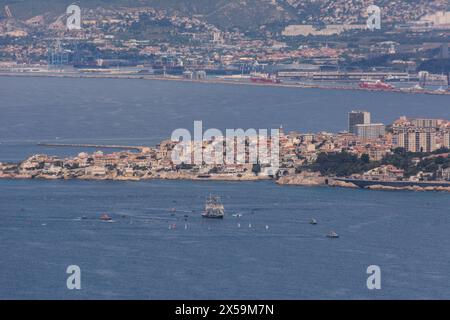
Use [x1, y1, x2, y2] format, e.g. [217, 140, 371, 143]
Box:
[95, 196, 339, 238]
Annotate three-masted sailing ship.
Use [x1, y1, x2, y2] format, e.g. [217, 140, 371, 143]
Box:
[202, 195, 225, 219]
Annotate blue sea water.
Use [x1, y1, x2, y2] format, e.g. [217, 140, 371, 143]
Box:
[0, 76, 449, 299]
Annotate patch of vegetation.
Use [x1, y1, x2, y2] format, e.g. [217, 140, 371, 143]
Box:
[382, 147, 450, 177]
[300, 147, 450, 177]
[303, 151, 378, 177]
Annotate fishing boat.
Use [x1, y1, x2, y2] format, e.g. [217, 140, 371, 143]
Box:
[310, 218, 317, 225]
[202, 195, 225, 219]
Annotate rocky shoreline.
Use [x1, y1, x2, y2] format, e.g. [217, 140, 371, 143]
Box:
[0, 170, 270, 182]
[2, 170, 449, 192]
[276, 171, 358, 188]
[275, 171, 450, 192]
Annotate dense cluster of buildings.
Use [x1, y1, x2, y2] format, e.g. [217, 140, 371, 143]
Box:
[347, 110, 450, 153]
[0, 4, 449, 77]
[1, 112, 449, 184]
[392, 117, 450, 152]
[297, 0, 447, 26]
[275, 111, 390, 166]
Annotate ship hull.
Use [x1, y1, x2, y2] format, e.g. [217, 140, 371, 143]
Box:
[359, 82, 394, 90]
[201, 214, 224, 219]
[250, 78, 281, 84]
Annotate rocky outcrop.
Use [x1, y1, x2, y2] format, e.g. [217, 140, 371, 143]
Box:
[277, 172, 359, 188]
[328, 179, 358, 188]
[277, 171, 326, 186]
[366, 184, 450, 192]
[2, 165, 448, 192]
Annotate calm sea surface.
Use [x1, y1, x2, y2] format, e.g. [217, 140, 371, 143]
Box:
[0, 76, 449, 299]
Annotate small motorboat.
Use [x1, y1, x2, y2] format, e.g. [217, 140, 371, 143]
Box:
[232, 213, 242, 218]
[100, 214, 112, 221]
[326, 231, 339, 238]
[310, 218, 317, 225]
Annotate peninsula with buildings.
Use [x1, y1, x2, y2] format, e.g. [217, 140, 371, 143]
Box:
[1, 113, 450, 192]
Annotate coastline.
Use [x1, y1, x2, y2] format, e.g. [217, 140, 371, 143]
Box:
[1, 171, 449, 192]
[1, 71, 449, 96]
[1, 75, 449, 193]
[276, 172, 450, 192]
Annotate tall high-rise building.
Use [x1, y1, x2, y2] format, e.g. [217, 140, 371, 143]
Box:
[355, 123, 385, 141]
[348, 111, 371, 134]
[393, 128, 437, 153]
[411, 118, 439, 129]
[443, 131, 450, 149]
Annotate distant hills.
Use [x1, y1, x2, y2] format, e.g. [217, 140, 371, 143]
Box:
[0, 0, 448, 31]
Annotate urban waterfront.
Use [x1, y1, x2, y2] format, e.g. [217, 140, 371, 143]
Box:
[0, 76, 450, 299]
